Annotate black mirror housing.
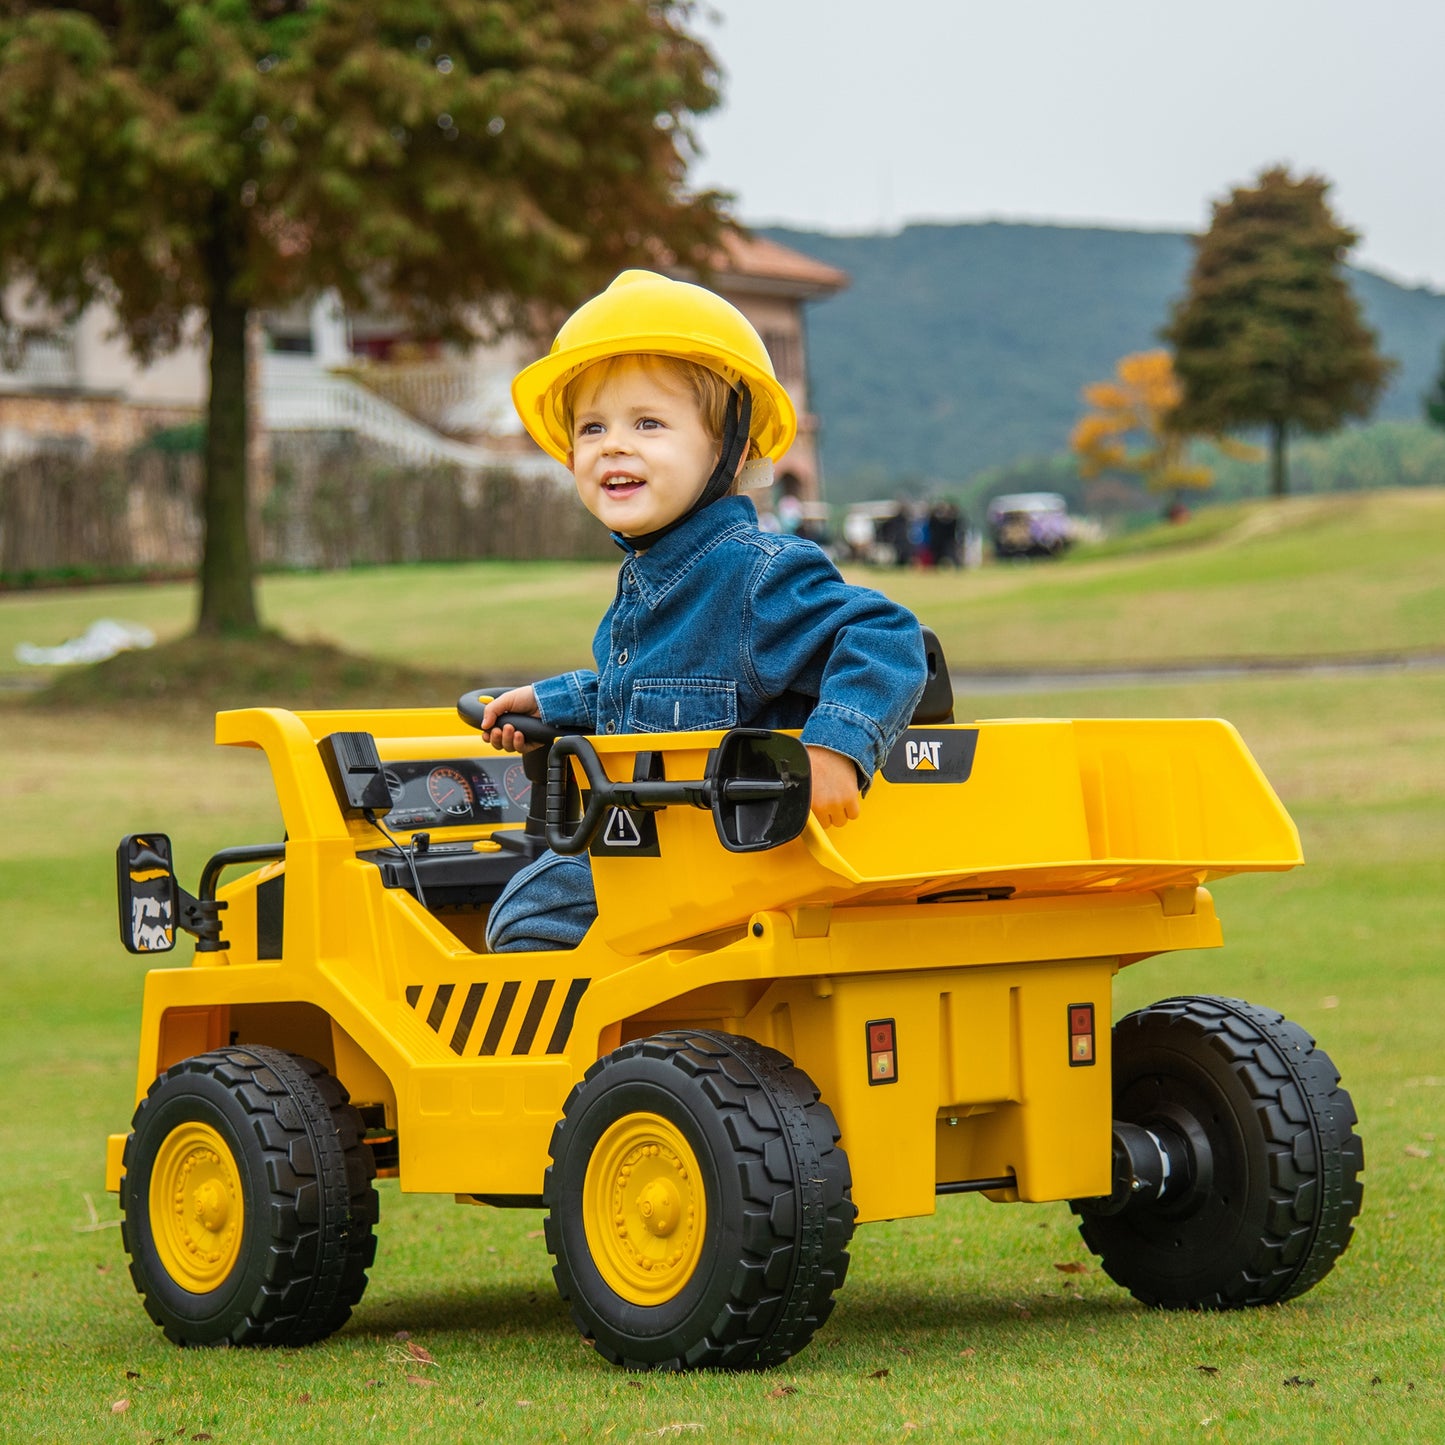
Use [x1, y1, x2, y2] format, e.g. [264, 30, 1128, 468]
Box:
[117, 834, 178, 954]
[709, 730, 812, 853]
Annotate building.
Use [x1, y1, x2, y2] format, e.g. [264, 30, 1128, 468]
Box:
[0, 232, 847, 502]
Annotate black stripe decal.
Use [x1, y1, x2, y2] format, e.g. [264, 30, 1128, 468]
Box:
[405, 984, 422, 1008]
[546, 978, 592, 1054]
[480, 980, 520, 1056]
[513, 979, 555, 1055]
[426, 982, 454, 1032]
[450, 982, 488, 1055]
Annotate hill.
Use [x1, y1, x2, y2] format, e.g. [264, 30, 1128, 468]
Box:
[765, 222, 1445, 500]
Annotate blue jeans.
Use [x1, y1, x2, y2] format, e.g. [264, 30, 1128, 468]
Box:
[486, 850, 597, 952]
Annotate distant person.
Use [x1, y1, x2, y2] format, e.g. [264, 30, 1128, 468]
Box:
[927, 501, 961, 567]
[480, 270, 927, 951]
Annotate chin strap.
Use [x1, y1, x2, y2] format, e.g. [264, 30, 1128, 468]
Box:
[624, 383, 753, 552]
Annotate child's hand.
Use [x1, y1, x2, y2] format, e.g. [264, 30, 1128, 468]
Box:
[805, 746, 862, 829]
[480, 686, 541, 752]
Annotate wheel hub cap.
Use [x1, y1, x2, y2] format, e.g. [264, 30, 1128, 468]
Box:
[583, 1112, 706, 1305]
[149, 1121, 244, 1293]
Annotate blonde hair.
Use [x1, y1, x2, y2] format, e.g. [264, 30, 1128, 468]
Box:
[561, 354, 754, 484]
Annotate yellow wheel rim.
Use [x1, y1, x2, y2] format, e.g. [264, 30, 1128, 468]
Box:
[583, 1112, 707, 1306]
[149, 1121, 245, 1293]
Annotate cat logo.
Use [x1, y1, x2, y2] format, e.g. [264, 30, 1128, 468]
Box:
[881, 728, 978, 785]
[904, 739, 943, 771]
[602, 807, 644, 847]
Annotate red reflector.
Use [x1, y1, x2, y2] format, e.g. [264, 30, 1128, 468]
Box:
[1068, 1003, 1096, 1068]
[866, 1018, 898, 1086]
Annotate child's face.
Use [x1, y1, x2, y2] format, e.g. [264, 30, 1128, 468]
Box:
[567, 357, 719, 539]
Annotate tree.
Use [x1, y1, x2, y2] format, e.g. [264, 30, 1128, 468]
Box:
[1070, 349, 1216, 507]
[1163, 166, 1394, 498]
[1426, 343, 1445, 430]
[0, 1, 727, 634]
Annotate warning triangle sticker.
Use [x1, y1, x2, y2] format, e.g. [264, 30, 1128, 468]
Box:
[603, 808, 644, 846]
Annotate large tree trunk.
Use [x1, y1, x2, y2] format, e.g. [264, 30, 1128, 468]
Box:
[196, 213, 260, 636]
[1269, 417, 1289, 498]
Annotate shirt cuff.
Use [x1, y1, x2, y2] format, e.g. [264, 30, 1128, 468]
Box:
[801, 703, 889, 781]
[533, 671, 596, 729]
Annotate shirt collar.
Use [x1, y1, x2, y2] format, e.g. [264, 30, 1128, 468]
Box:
[611, 495, 758, 608]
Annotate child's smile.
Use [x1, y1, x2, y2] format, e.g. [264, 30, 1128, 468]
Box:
[568, 357, 721, 539]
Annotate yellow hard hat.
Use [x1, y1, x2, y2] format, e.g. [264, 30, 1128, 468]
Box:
[511, 270, 799, 464]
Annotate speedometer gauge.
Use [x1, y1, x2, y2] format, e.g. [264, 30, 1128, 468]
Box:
[426, 765, 473, 815]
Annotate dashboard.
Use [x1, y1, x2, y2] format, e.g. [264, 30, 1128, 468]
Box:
[379, 756, 532, 831]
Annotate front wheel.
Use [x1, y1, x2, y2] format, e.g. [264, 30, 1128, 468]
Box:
[1073, 995, 1363, 1309]
[545, 1031, 854, 1370]
[120, 1046, 378, 1346]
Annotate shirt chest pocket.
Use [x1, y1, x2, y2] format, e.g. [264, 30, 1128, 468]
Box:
[625, 678, 739, 733]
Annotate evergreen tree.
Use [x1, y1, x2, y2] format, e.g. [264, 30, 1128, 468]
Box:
[0, 1, 727, 634]
[1426, 343, 1445, 430]
[1163, 166, 1393, 497]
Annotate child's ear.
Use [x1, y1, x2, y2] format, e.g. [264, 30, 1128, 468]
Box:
[566, 451, 576, 473]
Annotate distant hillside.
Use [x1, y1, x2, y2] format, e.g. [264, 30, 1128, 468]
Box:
[764, 222, 1445, 501]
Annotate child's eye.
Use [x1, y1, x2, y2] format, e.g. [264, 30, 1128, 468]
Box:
[637, 417, 663, 431]
[577, 421, 603, 437]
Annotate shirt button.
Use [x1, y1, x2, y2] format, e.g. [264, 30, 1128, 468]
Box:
[618, 650, 628, 665]
[605, 721, 616, 734]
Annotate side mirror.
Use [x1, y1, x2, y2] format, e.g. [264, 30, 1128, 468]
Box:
[117, 834, 178, 954]
[709, 730, 812, 853]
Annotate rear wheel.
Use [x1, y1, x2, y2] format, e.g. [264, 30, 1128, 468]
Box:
[1073, 995, 1363, 1308]
[120, 1046, 378, 1346]
[545, 1030, 854, 1370]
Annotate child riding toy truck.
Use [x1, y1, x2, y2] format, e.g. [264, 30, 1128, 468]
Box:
[108, 658, 1363, 1370]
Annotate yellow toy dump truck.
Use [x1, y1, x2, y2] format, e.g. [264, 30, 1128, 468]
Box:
[109, 666, 1362, 1370]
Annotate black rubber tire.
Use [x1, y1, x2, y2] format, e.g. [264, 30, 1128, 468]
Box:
[544, 1030, 854, 1370]
[1073, 995, 1363, 1309]
[120, 1045, 379, 1346]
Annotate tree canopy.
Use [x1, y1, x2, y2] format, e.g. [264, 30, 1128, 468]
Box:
[1426, 343, 1445, 430]
[1070, 349, 1214, 498]
[1163, 166, 1394, 497]
[0, 0, 729, 633]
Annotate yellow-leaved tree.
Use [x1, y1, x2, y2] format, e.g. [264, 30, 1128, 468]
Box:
[1070, 350, 1251, 512]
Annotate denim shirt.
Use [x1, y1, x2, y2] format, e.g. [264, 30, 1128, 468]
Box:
[532, 495, 927, 780]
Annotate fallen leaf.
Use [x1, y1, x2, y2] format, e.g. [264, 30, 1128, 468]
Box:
[1282, 1375, 1316, 1388]
[869, 1367, 890, 1380]
[406, 1374, 436, 1388]
[1321, 995, 1339, 1009]
[1054, 1262, 1089, 1274]
[526, 1228, 545, 1239]
[1371, 1376, 1382, 1386]
[766, 1384, 797, 1398]
[1404, 1145, 1431, 1159]
[125, 1370, 140, 1380]
[406, 1341, 435, 1364]
[96, 1263, 112, 1274]
[192, 1435, 213, 1442]
[296, 1392, 311, 1404]
[1196, 1364, 1219, 1376]
[111, 1400, 130, 1415]
[959, 1347, 977, 1358]
[627, 1380, 644, 1390]
[516, 1400, 533, 1408]
[897, 1346, 914, 1356]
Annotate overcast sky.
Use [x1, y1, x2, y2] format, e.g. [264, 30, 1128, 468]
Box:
[690, 0, 1445, 292]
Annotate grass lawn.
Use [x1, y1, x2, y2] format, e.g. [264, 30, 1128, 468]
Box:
[2, 662, 1440, 1442]
[2, 490, 1442, 689]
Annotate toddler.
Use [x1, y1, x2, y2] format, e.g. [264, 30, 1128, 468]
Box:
[482, 270, 926, 951]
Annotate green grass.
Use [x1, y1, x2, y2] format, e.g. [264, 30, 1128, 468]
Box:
[2, 490, 1442, 693]
[2, 664, 1441, 1442]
